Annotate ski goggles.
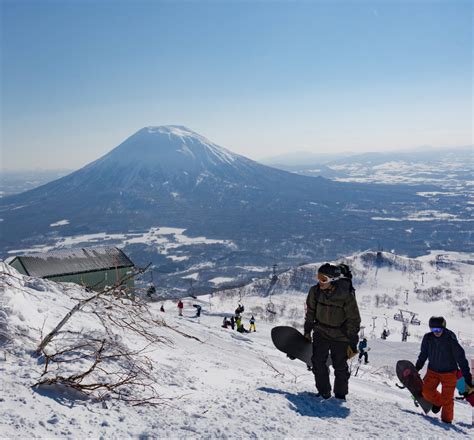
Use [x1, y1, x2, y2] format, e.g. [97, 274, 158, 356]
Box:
[430, 327, 444, 333]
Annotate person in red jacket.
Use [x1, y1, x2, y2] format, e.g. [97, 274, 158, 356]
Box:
[177, 300, 184, 316]
[415, 316, 473, 424]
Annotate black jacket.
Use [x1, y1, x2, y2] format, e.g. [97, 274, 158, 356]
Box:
[415, 329, 471, 382]
[304, 279, 361, 343]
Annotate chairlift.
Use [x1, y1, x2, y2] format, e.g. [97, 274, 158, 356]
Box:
[266, 301, 276, 315]
[264, 263, 279, 317]
[235, 303, 245, 315]
[146, 268, 156, 297]
[393, 311, 403, 321]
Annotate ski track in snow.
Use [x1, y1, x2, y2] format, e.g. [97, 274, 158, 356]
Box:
[0, 263, 472, 439]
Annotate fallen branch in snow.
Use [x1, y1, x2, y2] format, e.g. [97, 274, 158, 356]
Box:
[160, 321, 204, 343]
[31, 264, 194, 405]
[259, 355, 284, 378]
[33, 336, 165, 406]
[35, 265, 149, 356]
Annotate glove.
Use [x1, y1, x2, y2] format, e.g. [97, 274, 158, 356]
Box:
[304, 332, 312, 342]
[347, 335, 358, 358]
[303, 321, 313, 335]
[347, 344, 358, 359]
[415, 363, 422, 372]
[287, 354, 296, 360]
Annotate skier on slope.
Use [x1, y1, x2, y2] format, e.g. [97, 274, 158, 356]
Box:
[358, 338, 369, 364]
[177, 300, 184, 316]
[304, 263, 361, 401]
[249, 315, 256, 332]
[415, 316, 473, 424]
[193, 304, 202, 317]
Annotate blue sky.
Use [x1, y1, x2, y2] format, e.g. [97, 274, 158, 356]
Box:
[1, 0, 472, 169]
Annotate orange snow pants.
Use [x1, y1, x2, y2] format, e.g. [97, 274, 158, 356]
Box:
[422, 369, 457, 422]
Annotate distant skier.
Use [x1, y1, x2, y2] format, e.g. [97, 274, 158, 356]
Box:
[222, 317, 229, 328]
[230, 315, 235, 330]
[358, 338, 369, 364]
[415, 316, 473, 424]
[381, 329, 389, 340]
[249, 315, 256, 332]
[160, 304, 165, 313]
[235, 315, 242, 329]
[177, 300, 184, 316]
[304, 263, 361, 400]
[193, 304, 202, 317]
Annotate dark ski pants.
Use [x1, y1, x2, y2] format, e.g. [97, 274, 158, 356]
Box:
[358, 351, 368, 363]
[312, 336, 350, 396]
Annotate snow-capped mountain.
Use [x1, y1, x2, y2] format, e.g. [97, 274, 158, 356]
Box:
[0, 127, 471, 292]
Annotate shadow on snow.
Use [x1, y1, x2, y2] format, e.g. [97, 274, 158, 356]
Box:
[258, 387, 350, 419]
[33, 383, 90, 408]
[400, 409, 470, 435]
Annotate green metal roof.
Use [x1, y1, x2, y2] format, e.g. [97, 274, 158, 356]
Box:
[10, 246, 134, 278]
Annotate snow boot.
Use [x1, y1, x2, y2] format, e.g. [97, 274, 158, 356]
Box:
[316, 392, 331, 400]
[334, 394, 346, 401]
[431, 405, 441, 414]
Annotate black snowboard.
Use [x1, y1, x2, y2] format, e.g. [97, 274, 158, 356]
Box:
[396, 360, 432, 414]
[271, 326, 312, 368]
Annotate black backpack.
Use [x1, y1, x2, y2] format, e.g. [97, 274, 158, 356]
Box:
[336, 263, 356, 296]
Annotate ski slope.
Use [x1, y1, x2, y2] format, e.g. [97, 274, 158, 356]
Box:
[0, 263, 472, 439]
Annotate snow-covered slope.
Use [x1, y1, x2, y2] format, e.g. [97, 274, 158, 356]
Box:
[1, 262, 472, 438]
[218, 250, 473, 346]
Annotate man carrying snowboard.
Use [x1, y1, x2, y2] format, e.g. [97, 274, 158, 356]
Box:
[415, 316, 473, 424]
[304, 263, 361, 400]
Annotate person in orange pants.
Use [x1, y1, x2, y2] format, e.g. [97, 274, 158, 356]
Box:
[422, 369, 457, 423]
[415, 316, 473, 424]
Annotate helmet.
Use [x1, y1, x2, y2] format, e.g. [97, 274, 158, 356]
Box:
[428, 316, 446, 328]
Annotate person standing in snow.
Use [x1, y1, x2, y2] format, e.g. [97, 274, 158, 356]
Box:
[358, 338, 369, 364]
[230, 315, 235, 330]
[194, 304, 202, 317]
[415, 316, 473, 424]
[304, 263, 361, 400]
[160, 304, 165, 312]
[177, 300, 184, 316]
[249, 315, 256, 332]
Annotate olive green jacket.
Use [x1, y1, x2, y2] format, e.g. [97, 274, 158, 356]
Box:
[304, 279, 361, 343]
